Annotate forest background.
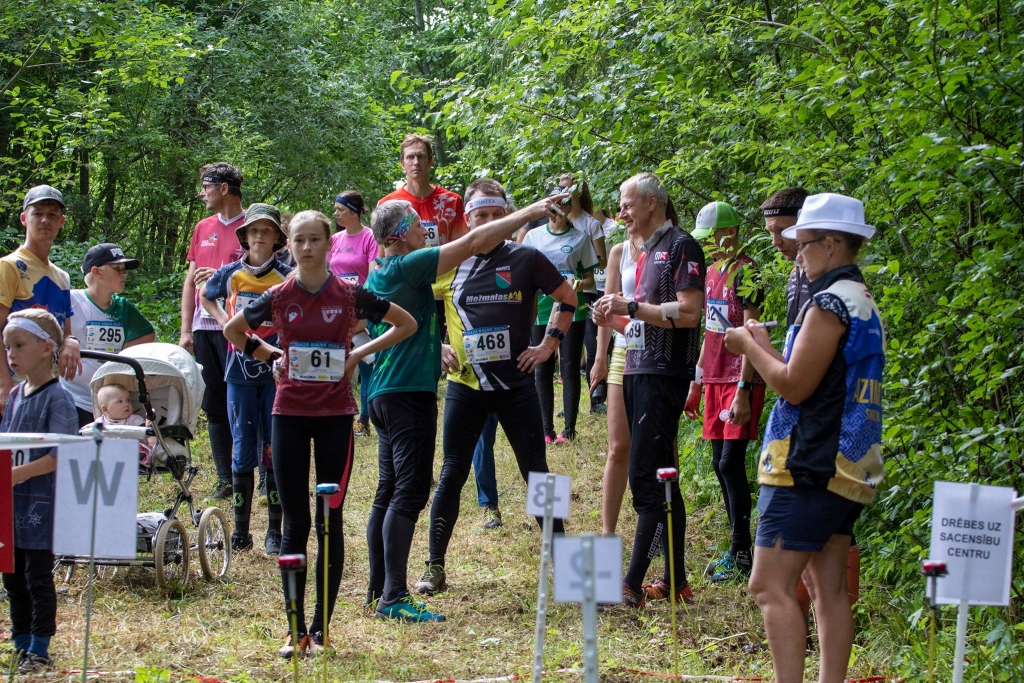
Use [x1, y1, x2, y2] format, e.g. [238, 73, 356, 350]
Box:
[2, 0, 1023, 678]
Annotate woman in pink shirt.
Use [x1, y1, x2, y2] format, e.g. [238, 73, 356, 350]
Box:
[329, 190, 379, 435]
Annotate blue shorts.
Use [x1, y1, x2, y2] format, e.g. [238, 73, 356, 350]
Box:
[755, 485, 862, 553]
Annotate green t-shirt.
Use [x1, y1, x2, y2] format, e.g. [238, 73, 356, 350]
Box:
[364, 247, 442, 400]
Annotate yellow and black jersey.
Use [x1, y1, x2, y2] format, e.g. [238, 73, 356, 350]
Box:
[433, 242, 563, 391]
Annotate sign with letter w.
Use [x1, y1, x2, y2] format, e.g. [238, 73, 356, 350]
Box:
[54, 439, 138, 559]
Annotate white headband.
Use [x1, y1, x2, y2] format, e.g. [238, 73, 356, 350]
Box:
[5, 317, 55, 344]
[465, 196, 508, 214]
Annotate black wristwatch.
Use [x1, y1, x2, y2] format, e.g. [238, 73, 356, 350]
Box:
[627, 301, 639, 319]
[737, 380, 754, 392]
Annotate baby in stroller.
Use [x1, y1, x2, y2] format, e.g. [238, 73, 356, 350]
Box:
[94, 383, 158, 467]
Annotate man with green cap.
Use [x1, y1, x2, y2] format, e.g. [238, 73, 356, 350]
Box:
[684, 200, 766, 581]
[201, 203, 293, 554]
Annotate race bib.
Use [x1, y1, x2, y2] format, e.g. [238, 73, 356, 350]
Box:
[288, 342, 345, 382]
[422, 221, 440, 247]
[706, 298, 729, 334]
[559, 269, 577, 291]
[235, 292, 271, 327]
[593, 267, 607, 288]
[200, 297, 226, 320]
[623, 319, 645, 350]
[338, 273, 359, 285]
[463, 326, 511, 364]
[85, 321, 125, 353]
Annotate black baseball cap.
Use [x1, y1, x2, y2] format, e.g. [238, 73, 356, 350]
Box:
[22, 185, 66, 211]
[82, 243, 141, 275]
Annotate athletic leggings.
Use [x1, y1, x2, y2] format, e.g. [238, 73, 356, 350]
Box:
[583, 291, 606, 405]
[428, 382, 564, 567]
[711, 439, 751, 554]
[272, 414, 354, 637]
[531, 319, 586, 438]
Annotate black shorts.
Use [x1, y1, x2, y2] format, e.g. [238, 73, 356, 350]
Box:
[755, 485, 862, 553]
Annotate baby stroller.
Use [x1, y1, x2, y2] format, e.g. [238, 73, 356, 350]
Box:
[58, 343, 230, 588]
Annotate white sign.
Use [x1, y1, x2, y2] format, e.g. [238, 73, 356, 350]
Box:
[526, 472, 571, 519]
[929, 481, 1017, 606]
[553, 535, 622, 603]
[54, 439, 138, 559]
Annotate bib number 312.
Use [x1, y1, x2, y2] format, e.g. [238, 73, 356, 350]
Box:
[289, 342, 345, 382]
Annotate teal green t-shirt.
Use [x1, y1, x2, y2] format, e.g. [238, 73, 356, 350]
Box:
[364, 247, 442, 400]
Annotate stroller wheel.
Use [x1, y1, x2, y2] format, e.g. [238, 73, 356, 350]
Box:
[197, 507, 231, 581]
[154, 519, 190, 590]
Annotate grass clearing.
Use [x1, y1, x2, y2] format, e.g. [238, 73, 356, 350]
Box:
[7, 389, 896, 681]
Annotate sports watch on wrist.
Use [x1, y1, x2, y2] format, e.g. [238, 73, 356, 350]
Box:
[627, 301, 639, 319]
[736, 380, 754, 392]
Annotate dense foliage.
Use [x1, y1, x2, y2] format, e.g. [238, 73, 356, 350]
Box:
[3, 0, 1023, 677]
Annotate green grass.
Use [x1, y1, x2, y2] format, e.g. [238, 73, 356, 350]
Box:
[17, 390, 899, 682]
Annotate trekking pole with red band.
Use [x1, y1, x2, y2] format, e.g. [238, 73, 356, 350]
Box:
[656, 467, 680, 683]
[316, 482, 341, 683]
[279, 554, 306, 683]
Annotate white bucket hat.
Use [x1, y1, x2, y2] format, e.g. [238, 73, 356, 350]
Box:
[781, 193, 875, 240]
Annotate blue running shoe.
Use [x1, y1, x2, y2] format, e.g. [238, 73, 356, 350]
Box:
[376, 594, 446, 622]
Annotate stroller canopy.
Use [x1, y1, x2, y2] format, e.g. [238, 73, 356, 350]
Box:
[90, 343, 206, 437]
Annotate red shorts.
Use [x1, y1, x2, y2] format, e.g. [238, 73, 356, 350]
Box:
[702, 381, 766, 440]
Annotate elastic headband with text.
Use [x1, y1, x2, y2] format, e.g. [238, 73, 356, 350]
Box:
[465, 196, 507, 214]
[384, 207, 418, 247]
[762, 206, 800, 217]
[201, 174, 242, 188]
[335, 196, 365, 215]
[5, 317, 55, 344]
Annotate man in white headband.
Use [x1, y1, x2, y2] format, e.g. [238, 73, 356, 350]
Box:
[0, 186, 81, 415]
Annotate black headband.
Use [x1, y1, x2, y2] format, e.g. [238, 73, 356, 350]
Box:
[762, 206, 800, 217]
[202, 174, 242, 188]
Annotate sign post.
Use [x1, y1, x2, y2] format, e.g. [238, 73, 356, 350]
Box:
[553, 533, 622, 683]
[527, 472, 570, 683]
[927, 481, 1018, 683]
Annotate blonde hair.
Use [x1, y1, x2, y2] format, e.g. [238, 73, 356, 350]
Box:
[290, 210, 332, 240]
[97, 383, 131, 409]
[5, 309, 63, 374]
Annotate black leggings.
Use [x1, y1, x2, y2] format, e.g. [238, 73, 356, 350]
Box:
[531, 320, 586, 438]
[428, 382, 564, 566]
[583, 291, 606, 405]
[711, 439, 751, 554]
[271, 414, 354, 637]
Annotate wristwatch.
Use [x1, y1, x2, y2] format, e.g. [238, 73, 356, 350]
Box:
[627, 301, 639, 319]
[736, 380, 754, 392]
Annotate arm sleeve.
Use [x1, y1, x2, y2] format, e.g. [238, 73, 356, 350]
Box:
[242, 291, 273, 330]
[120, 299, 156, 341]
[355, 286, 391, 325]
[0, 261, 19, 308]
[203, 265, 230, 301]
[407, 247, 441, 288]
[532, 248, 565, 296]
[673, 235, 706, 292]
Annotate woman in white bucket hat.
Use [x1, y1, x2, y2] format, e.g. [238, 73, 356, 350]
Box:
[724, 193, 886, 683]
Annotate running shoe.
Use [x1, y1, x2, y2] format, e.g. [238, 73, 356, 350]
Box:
[704, 551, 734, 578]
[376, 594, 446, 622]
[642, 579, 694, 604]
[414, 563, 447, 595]
[590, 403, 607, 415]
[308, 631, 333, 655]
[483, 506, 503, 529]
[354, 419, 370, 437]
[257, 474, 267, 506]
[231, 531, 254, 552]
[264, 529, 282, 556]
[622, 584, 646, 608]
[17, 652, 51, 673]
[208, 480, 233, 502]
[710, 551, 752, 583]
[557, 430, 576, 443]
[278, 634, 310, 659]
[544, 433, 556, 445]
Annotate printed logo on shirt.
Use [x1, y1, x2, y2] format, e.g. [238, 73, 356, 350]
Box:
[560, 245, 573, 254]
[322, 306, 345, 323]
[286, 303, 302, 323]
[201, 232, 219, 248]
[495, 267, 512, 290]
[15, 260, 28, 279]
[654, 251, 669, 262]
[687, 261, 701, 274]
[466, 291, 522, 304]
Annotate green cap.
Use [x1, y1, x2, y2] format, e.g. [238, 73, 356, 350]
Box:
[692, 201, 741, 240]
[236, 203, 287, 251]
